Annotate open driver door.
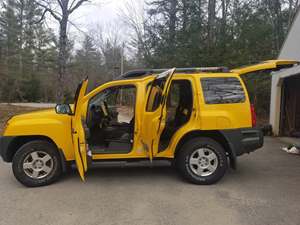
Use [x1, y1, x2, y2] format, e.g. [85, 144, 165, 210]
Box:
[71, 78, 89, 181]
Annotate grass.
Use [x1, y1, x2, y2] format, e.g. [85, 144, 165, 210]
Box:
[0, 104, 42, 135]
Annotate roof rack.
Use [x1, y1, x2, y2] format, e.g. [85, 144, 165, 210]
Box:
[118, 67, 230, 79]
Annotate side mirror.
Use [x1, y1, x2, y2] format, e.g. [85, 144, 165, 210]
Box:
[55, 104, 72, 115]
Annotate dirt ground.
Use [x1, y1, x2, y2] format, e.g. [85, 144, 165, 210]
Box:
[0, 104, 42, 134]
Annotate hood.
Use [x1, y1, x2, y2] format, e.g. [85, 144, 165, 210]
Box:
[9, 108, 57, 122]
[3, 107, 72, 137]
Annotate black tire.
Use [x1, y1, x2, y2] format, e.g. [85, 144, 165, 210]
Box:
[176, 137, 228, 185]
[12, 140, 62, 187]
[171, 159, 179, 172]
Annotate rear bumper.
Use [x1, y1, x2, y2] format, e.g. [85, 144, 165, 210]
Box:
[0, 136, 15, 162]
[221, 128, 264, 156]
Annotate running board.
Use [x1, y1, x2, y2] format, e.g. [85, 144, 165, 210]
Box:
[89, 159, 172, 168]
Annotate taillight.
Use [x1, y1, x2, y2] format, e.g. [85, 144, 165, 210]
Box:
[250, 104, 257, 127]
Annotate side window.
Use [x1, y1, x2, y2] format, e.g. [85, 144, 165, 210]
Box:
[146, 80, 165, 112]
[89, 85, 136, 123]
[145, 69, 176, 112]
[200, 77, 246, 104]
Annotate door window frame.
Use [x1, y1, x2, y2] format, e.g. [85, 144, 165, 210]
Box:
[158, 78, 194, 151]
[87, 84, 137, 124]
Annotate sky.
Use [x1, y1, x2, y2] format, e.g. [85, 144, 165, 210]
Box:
[70, 0, 123, 30]
[46, 0, 144, 46]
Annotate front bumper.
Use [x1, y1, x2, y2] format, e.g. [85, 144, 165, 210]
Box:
[0, 136, 15, 162]
[221, 128, 264, 157]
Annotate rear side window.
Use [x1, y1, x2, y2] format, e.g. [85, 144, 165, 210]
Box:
[200, 77, 246, 104]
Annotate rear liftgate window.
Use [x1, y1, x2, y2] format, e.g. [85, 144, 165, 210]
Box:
[200, 77, 246, 104]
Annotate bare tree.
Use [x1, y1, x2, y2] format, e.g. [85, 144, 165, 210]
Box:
[90, 23, 123, 79]
[288, 0, 300, 28]
[34, 0, 89, 102]
[119, 0, 144, 45]
[119, 0, 149, 66]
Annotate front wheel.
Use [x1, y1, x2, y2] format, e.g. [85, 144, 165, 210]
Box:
[176, 137, 228, 185]
[12, 140, 62, 187]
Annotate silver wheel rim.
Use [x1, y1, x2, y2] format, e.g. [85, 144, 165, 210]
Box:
[189, 148, 218, 177]
[23, 151, 54, 179]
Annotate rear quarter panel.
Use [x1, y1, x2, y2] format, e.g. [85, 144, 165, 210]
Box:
[156, 73, 252, 158]
[197, 74, 252, 129]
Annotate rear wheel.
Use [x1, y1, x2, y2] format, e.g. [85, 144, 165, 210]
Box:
[12, 140, 62, 187]
[176, 137, 227, 185]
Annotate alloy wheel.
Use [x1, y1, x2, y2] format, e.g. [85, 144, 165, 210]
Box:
[189, 148, 218, 177]
[23, 151, 54, 179]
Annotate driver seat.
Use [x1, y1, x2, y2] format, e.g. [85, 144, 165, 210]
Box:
[102, 117, 135, 143]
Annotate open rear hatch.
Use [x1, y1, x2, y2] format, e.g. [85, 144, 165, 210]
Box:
[230, 60, 299, 75]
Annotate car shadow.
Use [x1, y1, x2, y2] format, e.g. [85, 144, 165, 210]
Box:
[62, 161, 182, 183]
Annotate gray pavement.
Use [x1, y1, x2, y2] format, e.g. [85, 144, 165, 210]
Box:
[0, 137, 300, 225]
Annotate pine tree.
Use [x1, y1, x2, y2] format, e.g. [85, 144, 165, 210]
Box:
[0, 0, 21, 101]
[18, 0, 38, 101]
[0, 0, 58, 102]
[72, 35, 102, 90]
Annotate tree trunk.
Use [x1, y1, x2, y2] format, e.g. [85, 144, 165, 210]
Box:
[273, 0, 284, 52]
[207, 0, 216, 51]
[182, 0, 188, 31]
[18, 0, 24, 78]
[196, 0, 203, 44]
[220, 0, 229, 57]
[169, 0, 177, 45]
[57, 15, 68, 102]
[56, 0, 69, 102]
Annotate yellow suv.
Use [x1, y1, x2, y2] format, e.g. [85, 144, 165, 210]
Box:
[0, 60, 298, 187]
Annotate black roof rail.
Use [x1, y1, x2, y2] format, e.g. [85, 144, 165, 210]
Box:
[117, 67, 230, 79]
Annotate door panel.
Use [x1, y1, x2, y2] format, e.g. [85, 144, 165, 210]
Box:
[72, 79, 89, 181]
[158, 80, 194, 151]
[140, 68, 176, 160]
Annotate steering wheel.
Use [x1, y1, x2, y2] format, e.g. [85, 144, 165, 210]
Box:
[100, 101, 109, 117]
[100, 101, 113, 125]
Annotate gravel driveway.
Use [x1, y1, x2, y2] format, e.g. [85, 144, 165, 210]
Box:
[0, 137, 300, 225]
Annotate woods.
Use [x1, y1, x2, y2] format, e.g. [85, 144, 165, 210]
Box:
[0, 0, 299, 117]
[135, 0, 299, 68]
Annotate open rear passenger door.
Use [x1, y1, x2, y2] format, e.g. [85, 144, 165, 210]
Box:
[140, 68, 176, 161]
[230, 60, 299, 75]
[71, 79, 89, 181]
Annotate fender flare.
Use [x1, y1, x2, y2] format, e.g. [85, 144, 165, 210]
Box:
[174, 130, 237, 169]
